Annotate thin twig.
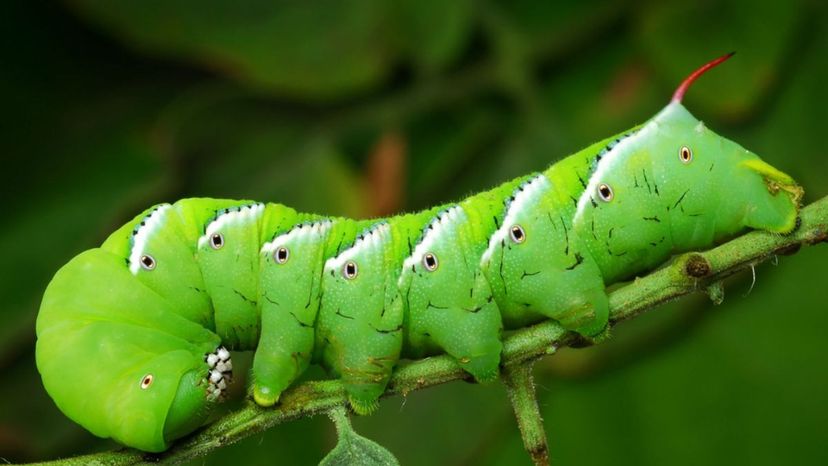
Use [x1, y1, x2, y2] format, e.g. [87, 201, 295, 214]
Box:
[503, 363, 550, 466]
[29, 196, 828, 466]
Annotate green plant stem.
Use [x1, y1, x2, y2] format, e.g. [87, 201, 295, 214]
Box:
[502, 363, 550, 466]
[327, 405, 351, 438]
[28, 196, 828, 466]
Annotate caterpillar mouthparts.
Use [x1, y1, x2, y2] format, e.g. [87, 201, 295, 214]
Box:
[205, 346, 232, 400]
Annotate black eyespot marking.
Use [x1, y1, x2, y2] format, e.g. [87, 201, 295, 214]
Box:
[140, 255, 156, 271]
[210, 233, 224, 250]
[680, 146, 693, 164]
[343, 261, 358, 279]
[423, 253, 439, 271]
[274, 247, 289, 264]
[140, 374, 154, 389]
[510, 225, 526, 243]
[597, 183, 614, 202]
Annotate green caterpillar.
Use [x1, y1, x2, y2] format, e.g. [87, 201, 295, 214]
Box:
[36, 54, 803, 452]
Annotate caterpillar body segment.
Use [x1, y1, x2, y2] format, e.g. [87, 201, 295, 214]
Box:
[399, 205, 505, 383]
[315, 221, 404, 414]
[254, 218, 333, 407]
[35, 55, 803, 451]
[481, 173, 607, 335]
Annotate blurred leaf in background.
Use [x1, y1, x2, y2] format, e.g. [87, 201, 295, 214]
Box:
[1, 0, 825, 464]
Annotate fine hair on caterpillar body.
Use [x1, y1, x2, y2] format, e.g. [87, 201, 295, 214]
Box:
[35, 54, 803, 452]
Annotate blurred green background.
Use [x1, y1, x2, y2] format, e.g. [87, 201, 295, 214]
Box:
[2, 1, 826, 464]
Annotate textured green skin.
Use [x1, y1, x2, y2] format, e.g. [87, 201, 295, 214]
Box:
[35, 101, 801, 452]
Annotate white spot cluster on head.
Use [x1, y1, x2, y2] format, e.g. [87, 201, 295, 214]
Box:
[261, 219, 332, 257]
[128, 204, 173, 275]
[197, 203, 265, 250]
[694, 121, 706, 133]
[325, 222, 391, 273]
[205, 346, 232, 400]
[402, 205, 466, 273]
[481, 175, 550, 264]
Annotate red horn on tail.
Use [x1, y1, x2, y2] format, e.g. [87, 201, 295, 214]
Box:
[672, 52, 735, 103]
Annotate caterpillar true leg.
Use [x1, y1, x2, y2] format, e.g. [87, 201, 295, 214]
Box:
[204, 346, 233, 399]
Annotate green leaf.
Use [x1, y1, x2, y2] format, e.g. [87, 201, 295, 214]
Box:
[320, 407, 400, 466]
[636, 0, 804, 120]
[67, 0, 392, 100]
[152, 98, 366, 217]
[389, 0, 473, 74]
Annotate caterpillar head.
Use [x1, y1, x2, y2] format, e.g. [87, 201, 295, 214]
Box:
[163, 346, 233, 446]
[36, 249, 231, 452]
[117, 355, 218, 452]
[37, 330, 227, 453]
